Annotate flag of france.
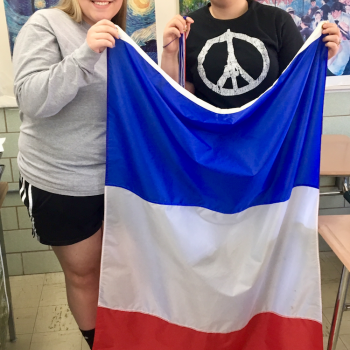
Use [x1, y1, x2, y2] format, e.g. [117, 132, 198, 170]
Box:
[94, 23, 328, 350]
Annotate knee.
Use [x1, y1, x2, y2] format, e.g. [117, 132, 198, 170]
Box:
[64, 265, 100, 290]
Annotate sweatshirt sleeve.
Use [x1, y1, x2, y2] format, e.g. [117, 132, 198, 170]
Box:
[13, 18, 102, 119]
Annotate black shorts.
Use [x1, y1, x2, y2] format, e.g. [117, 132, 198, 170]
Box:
[19, 177, 104, 246]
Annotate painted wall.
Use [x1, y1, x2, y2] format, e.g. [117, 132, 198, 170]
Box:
[0, 0, 16, 107]
[155, 0, 178, 64]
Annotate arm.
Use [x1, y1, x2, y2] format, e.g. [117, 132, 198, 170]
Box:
[161, 15, 194, 92]
[277, 14, 340, 73]
[277, 14, 304, 75]
[161, 51, 180, 83]
[13, 17, 118, 119]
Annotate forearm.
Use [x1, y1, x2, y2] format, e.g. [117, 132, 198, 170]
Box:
[161, 52, 179, 83]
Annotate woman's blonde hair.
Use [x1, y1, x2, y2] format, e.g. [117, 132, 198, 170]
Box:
[56, 0, 127, 30]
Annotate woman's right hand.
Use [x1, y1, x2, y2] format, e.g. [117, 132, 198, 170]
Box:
[87, 19, 120, 53]
[163, 15, 194, 55]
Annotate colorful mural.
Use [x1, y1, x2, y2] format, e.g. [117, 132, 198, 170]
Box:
[179, 0, 350, 77]
[126, 0, 157, 62]
[4, 0, 59, 53]
[180, 0, 209, 14]
[275, 0, 350, 76]
[4, 0, 157, 62]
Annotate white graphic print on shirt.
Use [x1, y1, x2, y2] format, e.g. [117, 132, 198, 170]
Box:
[197, 30, 271, 96]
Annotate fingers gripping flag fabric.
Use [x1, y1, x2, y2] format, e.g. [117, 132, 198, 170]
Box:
[94, 24, 328, 350]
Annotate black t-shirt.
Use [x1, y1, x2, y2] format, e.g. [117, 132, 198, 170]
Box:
[300, 27, 314, 41]
[186, 1, 304, 108]
[309, 5, 320, 16]
[321, 4, 331, 20]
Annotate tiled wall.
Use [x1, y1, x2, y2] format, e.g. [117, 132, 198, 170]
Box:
[0, 108, 62, 276]
[0, 91, 349, 274]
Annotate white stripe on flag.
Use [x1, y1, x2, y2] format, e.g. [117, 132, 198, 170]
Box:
[99, 185, 321, 333]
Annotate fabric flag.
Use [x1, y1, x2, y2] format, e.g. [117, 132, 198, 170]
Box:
[94, 23, 328, 350]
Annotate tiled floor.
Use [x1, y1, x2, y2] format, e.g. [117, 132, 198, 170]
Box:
[5, 272, 89, 350]
[4, 251, 350, 349]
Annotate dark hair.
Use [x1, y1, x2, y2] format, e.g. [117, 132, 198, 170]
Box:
[323, 0, 329, 3]
[331, 2, 344, 11]
[301, 15, 312, 25]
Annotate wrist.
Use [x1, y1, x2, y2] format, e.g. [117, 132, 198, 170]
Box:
[161, 50, 178, 60]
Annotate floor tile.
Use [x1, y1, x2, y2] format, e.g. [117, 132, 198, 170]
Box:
[336, 338, 348, 350]
[323, 307, 350, 323]
[340, 335, 350, 350]
[6, 334, 32, 350]
[82, 336, 90, 350]
[44, 272, 65, 285]
[323, 308, 350, 337]
[11, 283, 43, 309]
[324, 336, 330, 350]
[30, 331, 82, 350]
[325, 336, 349, 350]
[34, 305, 78, 333]
[320, 252, 344, 273]
[322, 283, 341, 308]
[39, 283, 67, 307]
[320, 259, 341, 284]
[10, 274, 45, 289]
[340, 319, 350, 336]
[323, 314, 332, 337]
[13, 307, 37, 335]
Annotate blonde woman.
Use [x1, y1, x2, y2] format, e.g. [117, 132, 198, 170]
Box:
[13, 0, 126, 347]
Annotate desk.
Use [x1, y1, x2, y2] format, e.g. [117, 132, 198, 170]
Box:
[319, 134, 350, 350]
[321, 135, 350, 177]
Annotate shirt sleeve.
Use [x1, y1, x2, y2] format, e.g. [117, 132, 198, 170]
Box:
[13, 15, 102, 119]
[277, 13, 304, 76]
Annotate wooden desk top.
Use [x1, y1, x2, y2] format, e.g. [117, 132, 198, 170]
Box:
[319, 215, 350, 271]
[320, 135, 350, 176]
[0, 183, 8, 209]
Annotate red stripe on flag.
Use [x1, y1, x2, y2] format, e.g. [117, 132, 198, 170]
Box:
[94, 307, 322, 350]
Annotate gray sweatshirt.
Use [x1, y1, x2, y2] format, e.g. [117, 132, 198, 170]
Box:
[13, 8, 107, 196]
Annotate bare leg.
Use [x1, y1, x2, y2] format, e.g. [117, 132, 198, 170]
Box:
[52, 228, 102, 330]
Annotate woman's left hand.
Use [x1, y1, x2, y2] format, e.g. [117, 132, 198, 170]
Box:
[322, 22, 341, 60]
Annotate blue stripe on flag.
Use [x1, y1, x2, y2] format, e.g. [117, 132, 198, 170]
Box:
[106, 37, 327, 214]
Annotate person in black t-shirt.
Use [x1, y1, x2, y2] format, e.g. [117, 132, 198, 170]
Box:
[308, 0, 320, 17]
[300, 15, 314, 41]
[161, 0, 341, 109]
[321, 0, 331, 20]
